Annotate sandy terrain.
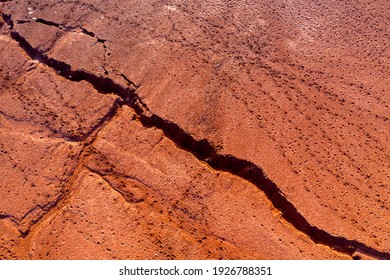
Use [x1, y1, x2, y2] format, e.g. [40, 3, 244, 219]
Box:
[0, 0, 389, 259]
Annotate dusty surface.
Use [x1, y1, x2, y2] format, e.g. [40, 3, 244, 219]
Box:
[0, 1, 389, 259]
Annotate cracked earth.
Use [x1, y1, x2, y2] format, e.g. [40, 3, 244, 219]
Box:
[0, 1, 389, 260]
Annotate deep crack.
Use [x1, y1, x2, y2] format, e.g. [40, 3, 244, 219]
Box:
[1, 12, 13, 28]
[2, 12, 390, 260]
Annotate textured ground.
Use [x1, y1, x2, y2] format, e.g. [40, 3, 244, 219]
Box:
[0, 0, 389, 260]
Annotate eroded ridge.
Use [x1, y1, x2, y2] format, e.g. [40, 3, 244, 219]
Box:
[2, 12, 389, 260]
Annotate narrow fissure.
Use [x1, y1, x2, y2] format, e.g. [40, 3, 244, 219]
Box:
[34, 17, 107, 43]
[0, 214, 13, 220]
[3, 13, 390, 260]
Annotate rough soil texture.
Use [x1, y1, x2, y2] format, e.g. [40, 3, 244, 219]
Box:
[0, 1, 389, 260]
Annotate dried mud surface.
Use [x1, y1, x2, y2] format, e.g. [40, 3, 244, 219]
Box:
[0, 1, 389, 260]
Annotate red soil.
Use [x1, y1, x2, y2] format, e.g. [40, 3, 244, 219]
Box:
[0, 0, 388, 259]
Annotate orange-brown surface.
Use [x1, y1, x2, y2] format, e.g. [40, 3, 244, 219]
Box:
[0, 0, 389, 260]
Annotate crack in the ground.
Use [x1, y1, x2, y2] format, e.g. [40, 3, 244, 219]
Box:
[121, 73, 140, 89]
[0, 214, 13, 220]
[34, 17, 107, 43]
[14, 19, 30, 24]
[2, 12, 390, 260]
[33, 17, 109, 69]
[1, 11, 12, 28]
[9, 28, 144, 110]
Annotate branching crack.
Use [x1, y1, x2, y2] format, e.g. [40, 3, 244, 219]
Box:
[2, 12, 389, 260]
[121, 73, 140, 89]
[34, 17, 107, 43]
